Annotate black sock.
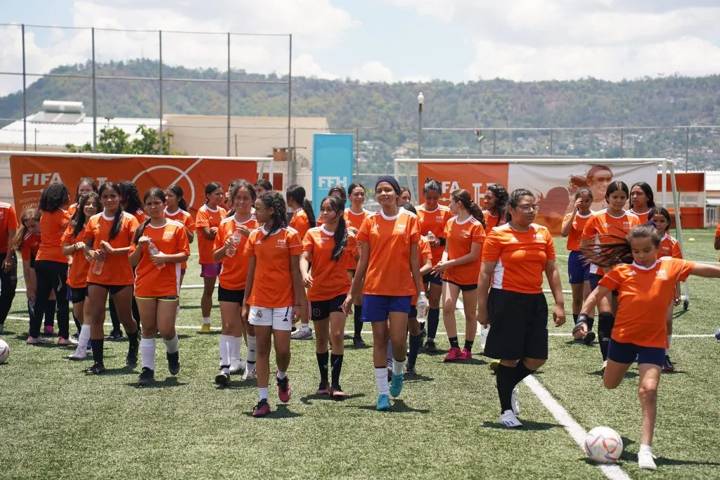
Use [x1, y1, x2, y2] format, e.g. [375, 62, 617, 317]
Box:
[72, 312, 81, 334]
[90, 339, 104, 365]
[572, 313, 579, 323]
[449, 336, 459, 349]
[353, 305, 363, 338]
[427, 308, 440, 340]
[408, 333, 422, 370]
[330, 353, 343, 388]
[44, 300, 56, 327]
[316, 351, 329, 385]
[586, 316, 595, 331]
[512, 361, 535, 385]
[598, 312, 614, 361]
[496, 364, 515, 413]
[464, 339, 474, 351]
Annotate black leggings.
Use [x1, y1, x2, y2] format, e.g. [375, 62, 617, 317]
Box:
[31, 260, 69, 339]
[0, 252, 17, 325]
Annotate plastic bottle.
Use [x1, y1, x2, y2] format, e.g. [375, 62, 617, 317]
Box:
[92, 254, 105, 275]
[148, 240, 164, 270]
[416, 292, 429, 321]
[479, 324, 490, 352]
[226, 229, 241, 257]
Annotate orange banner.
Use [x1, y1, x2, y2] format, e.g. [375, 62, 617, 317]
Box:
[418, 162, 509, 205]
[10, 155, 260, 213]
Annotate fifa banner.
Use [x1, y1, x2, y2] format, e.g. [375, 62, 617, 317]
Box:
[417, 161, 656, 234]
[10, 154, 259, 213]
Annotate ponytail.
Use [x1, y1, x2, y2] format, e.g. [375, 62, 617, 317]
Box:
[287, 184, 315, 227]
[451, 189, 485, 227]
[12, 208, 40, 251]
[303, 199, 316, 228]
[321, 196, 347, 261]
[259, 192, 288, 238]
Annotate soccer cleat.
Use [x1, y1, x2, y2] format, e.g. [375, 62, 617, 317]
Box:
[331, 386, 347, 400]
[352, 337, 366, 349]
[243, 364, 256, 381]
[662, 355, 675, 373]
[601, 360, 608, 374]
[638, 449, 657, 470]
[376, 394, 391, 411]
[489, 360, 500, 373]
[43, 325, 54, 336]
[215, 368, 230, 388]
[138, 367, 155, 386]
[444, 347, 463, 362]
[228, 359, 245, 375]
[252, 399, 271, 417]
[316, 383, 330, 395]
[57, 337, 72, 346]
[26, 336, 40, 345]
[85, 363, 106, 375]
[405, 366, 417, 378]
[277, 375, 292, 403]
[167, 351, 180, 376]
[499, 409, 523, 428]
[67, 351, 87, 361]
[460, 348, 472, 361]
[389, 373, 404, 397]
[198, 323, 212, 334]
[106, 330, 124, 341]
[290, 327, 313, 340]
[423, 340, 438, 353]
[583, 331, 596, 346]
[511, 387, 521, 415]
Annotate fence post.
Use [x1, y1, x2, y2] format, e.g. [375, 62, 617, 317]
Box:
[21, 24, 27, 151]
[158, 30, 163, 153]
[226, 32, 231, 157]
[92, 28, 97, 151]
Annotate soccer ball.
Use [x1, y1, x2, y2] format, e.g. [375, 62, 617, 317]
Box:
[0, 338, 9, 364]
[584, 426, 623, 463]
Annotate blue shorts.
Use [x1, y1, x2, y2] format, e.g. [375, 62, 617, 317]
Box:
[608, 340, 665, 367]
[568, 251, 590, 284]
[362, 295, 411, 322]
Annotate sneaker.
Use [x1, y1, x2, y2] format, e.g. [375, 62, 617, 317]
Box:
[352, 336, 366, 349]
[106, 330, 124, 341]
[167, 351, 180, 375]
[85, 363, 106, 375]
[405, 366, 417, 378]
[67, 351, 87, 361]
[26, 336, 40, 345]
[499, 409, 523, 428]
[460, 348, 472, 361]
[583, 331, 596, 346]
[214, 369, 230, 388]
[138, 367, 155, 386]
[638, 448, 657, 470]
[423, 340, 438, 353]
[57, 337, 72, 346]
[198, 323, 211, 334]
[242, 364, 256, 381]
[316, 383, 330, 395]
[290, 327, 313, 340]
[276, 375, 292, 403]
[331, 386, 347, 400]
[511, 386, 521, 415]
[229, 359, 246, 375]
[43, 325, 54, 336]
[662, 355, 675, 373]
[444, 346, 463, 362]
[252, 399, 271, 417]
[389, 373, 404, 397]
[376, 393, 391, 411]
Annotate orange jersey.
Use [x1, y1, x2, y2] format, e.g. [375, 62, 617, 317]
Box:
[416, 204, 451, 264]
[131, 209, 146, 223]
[659, 234, 682, 259]
[84, 212, 139, 285]
[716, 224, 720, 238]
[302, 226, 357, 301]
[599, 258, 694, 348]
[61, 226, 90, 288]
[68, 202, 78, 218]
[482, 210, 503, 231]
[0, 203, 18, 253]
[289, 209, 312, 239]
[411, 237, 433, 306]
[19, 231, 40, 262]
[344, 208, 370, 232]
[134, 220, 190, 297]
[36, 209, 71, 263]
[195, 204, 227, 264]
[357, 209, 420, 297]
[245, 227, 303, 308]
[564, 211, 593, 252]
[581, 210, 641, 244]
[443, 216, 486, 286]
[215, 216, 258, 291]
[165, 208, 195, 270]
[482, 223, 556, 294]
[629, 209, 650, 224]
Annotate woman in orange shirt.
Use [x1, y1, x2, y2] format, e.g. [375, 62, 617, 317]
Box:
[64, 192, 100, 360]
[629, 182, 655, 224]
[29, 183, 71, 345]
[482, 184, 509, 231]
[164, 185, 195, 298]
[129, 188, 190, 386]
[195, 182, 227, 333]
[287, 184, 315, 340]
[300, 195, 356, 399]
[12, 208, 42, 334]
[342, 175, 425, 412]
[243, 192, 306, 417]
[345, 183, 370, 347]
[575, 225, 720, 470]
[433, 189, 485, 362]
[0, 202, 18, 336]
[83, 182, 140, 375]
[67, 177, 97, 218]
[213, 181, 258, 387]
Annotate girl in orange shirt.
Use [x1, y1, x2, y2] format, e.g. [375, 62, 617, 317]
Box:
[213, 181, 259, 387]
[12, 208, 45, 335]
[629, 182, 655, 224]
[399, 187, 412, 204]
[68, 177, 97, 217]
[345, 183, 370, 347]
[433, 189, 486, 362]
[129, 188, 190, 386]
[300, 195, 356, 399]
[195, 182, 227, 333]
[64, 192, 100, 360]
[29, 183, 71, 345]
[482, 184, 509, 232]
[83, 182, 140, 375]
[575, 225, 720, 470]
[287, 184, 315, 340]
[164, 185, 195, 295]
[342, 175, 425, 412]
[243, 192, 306, 417]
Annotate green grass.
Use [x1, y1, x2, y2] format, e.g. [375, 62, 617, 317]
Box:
[1, 229, 720, 479]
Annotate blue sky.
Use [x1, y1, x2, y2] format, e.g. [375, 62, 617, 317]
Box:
[1, 0, 719, 94]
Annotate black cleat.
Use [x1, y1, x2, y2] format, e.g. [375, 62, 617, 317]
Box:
[352, 336, 366, 349]
[583, 331, 596, 346]
[126, 338, 139, 368]
[85, 362, 106, 375]
[106, 330, 124, 341]
[215, 368, 230, 388]
[423, 340, 438, 353]
[138, 367, 155, 386]
[167, 351, 180, 376]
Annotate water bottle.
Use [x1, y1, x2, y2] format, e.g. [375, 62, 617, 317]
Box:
[479, 324, 490, 352]
[425, 231, 436, 244]
[226, 229, 241, 257]
[92, 254, 105, 275]
[416, 292, 429, 320]
[148, 240, 164, 270]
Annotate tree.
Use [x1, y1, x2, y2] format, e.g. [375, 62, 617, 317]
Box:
[66, 125, 175, 154]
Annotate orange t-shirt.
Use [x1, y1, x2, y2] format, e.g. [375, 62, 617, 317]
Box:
[84, 212, 139, 285]
[482, 210, 503, 232]
[599, 258, 694, 348]
[0, 203, 18, 254]
[629, 209, 650, 224]
[443, 215, 486, 286]
[61, 225, 90, 288]
[68, 202, 78, 218]
[165, 208, 195, 270]
[289, 209, 312, 239]
[357, 209, 420, 297]
[195, 204, 227, 264]
[716, 224, 720, 238]
[411, 237, 433, 306]
[344, 208, 370, 232]
[564, 211, 593, 252]
[482, 223, 556, 294]
[416, 204, 451, 264]
[215, 216, 258, 291]
[659, 234, 682, 259]
[134, 220, 190, 297]
[19, 231, 40, 262]
[581, 210, 641, 244]
[36, 209, 71, 263]
[245, 227, 303, 308]
[131, 209, 146, 224]
[302, 226, 357, 301]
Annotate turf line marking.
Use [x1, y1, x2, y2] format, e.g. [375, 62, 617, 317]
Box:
[523, 375, 631, 480]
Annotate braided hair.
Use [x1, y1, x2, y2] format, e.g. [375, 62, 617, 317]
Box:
[259, 192, 288, 238]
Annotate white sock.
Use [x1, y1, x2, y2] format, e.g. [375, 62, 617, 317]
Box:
[229, 336, 241, 363]
[301, 323, 310, 331]
[639, 444, 653, 454]
[203, 316, 211, 325]
[247, 335, 256, 364]
[219, 334, 232, 368]
[163, 335, 179, 354]
[277, 370, 287, 380]
[258, 387, 268, 401]
[392, 358, 405, 376]
[140, 338, 156, 371]
[76, 324, 91, 353]
[375, 367, 389, 395]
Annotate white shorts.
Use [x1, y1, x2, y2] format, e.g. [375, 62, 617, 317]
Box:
[248, 306, 294, 331]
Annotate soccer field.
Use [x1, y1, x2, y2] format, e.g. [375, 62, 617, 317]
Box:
[1, 229, 720, 479]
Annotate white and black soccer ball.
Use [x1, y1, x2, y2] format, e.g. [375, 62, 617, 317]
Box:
[584, 426, 623, 463]
[0, 338, 10, 364]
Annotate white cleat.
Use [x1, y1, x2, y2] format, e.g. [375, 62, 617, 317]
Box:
[511, 386, 521, 415]
[499, 409, 523, 428]
[638, 449, 657, 470]
[242, 365, 256, 381]
[229, 359, 246, 375]
[290, 327, 313, 340]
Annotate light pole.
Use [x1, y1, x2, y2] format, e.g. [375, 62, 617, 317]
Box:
[417, 91, 424, 158]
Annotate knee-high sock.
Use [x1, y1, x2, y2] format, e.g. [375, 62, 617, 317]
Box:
[330, 354, 343, 388]
[407, 333, 422, 371]
[163, 335, 179, 354]
[427, 308, 440, 340]
[246, 335, 256, 365]
[90, 339, 104, 365]
[229, 336, 241, 363]
[140, 338, 156, 370]
[316, 351, 329, 385]
[353, 305, 363, 338]
[219, 334, 231, 371]
[598, 312, 614, 361]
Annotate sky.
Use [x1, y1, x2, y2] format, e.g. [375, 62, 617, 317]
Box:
[1, 0, 720, 96]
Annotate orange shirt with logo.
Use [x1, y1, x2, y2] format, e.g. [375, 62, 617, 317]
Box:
[344, 209, 370, 232]
[84, 212, 139, 285]
[245, 227, 303, 308]
[36, 209, 71, 263]
[0, 203, 18, 253]
[482, 223, 556, 294]
[564, 211, 593, 252]
[195, 204, 227, 264]
[165, 208, 195, 270]
[134, 220, 190, 297]
[19, 232, 40, 262]
[659, 234, 682, 259]
[61, 225, 90, 288]
[357, 210, 420, 297]
[416, 204, 451, 265]
[582, 210, 640, 275]
[289, 209, 312, 239]
[443, 216, 486, 286]
[302, 226, 357, 301]
[215, 216, 258, 291]
[599, 258, 694, 348]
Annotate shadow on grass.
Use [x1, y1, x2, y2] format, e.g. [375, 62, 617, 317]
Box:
[672, 309, 689, 320]
[481, 420, 559, 431]
[195, 331, 221, 336]
[223, 378, 259, 390]
[86, 365, 137, 376]
[355, 399, 430, 414]
[404, 372, 434, 383]
[128, 377, 189, 389]
[588, 370, 638, 379]
[242, 404, 302, 419]
[300, 392, 366, 405]
[344, 342, 372, 350]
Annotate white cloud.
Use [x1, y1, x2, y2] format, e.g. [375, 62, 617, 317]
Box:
[293, 53, 337, 79]
[350, 61, 394, 83]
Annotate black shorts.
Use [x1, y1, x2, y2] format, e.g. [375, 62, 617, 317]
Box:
[87, 283, 131, 295]
[444, 280, 477, 292]
[70, 286, 88, 303]
[423, 272, 442, 286]
[483, 288, 548, 360]
[311, 294, 346, 321]
[218, 286, 245, 304]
